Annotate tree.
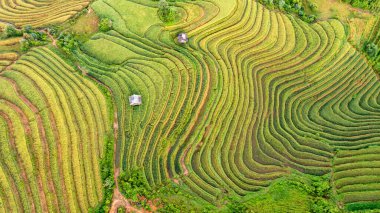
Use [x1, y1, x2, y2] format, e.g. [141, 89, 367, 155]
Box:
[158, 0, 177, 23]
[57, 33, 80, 54]
[363, 41, 379, 58]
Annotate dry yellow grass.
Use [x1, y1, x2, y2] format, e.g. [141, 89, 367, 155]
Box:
[0, 52, 18, 60]
[0, 37, 22, 46]
[65, 9, 99, 36]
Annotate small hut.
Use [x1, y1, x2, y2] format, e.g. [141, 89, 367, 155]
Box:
[177, 32, 188, 44]
[129, 94, 142, 106]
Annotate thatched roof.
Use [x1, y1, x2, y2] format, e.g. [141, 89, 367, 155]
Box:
[129, 94, 142, 106]
[177, 33, 188, 44]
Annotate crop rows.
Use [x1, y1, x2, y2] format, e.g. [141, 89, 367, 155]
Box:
[333, 147, 380, 209]
[0, 0, 90, 27]
[0, 37, 20, 71]
[75, 0, 380, 209]
[0, 47, 110, 212]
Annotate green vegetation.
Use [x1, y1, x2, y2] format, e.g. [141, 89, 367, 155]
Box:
[158, 0, 179, 23]
[119, 168, 149, 201]
[259, 0, 317, 23]
[90, 135, 115, 213]
[57, 33, 81, 55]
[20, 28, 49, 52]
[4, 25, 23, 38]
[98, 18, 113, 32]
[0, 0, 380, 212]
[232, 174, 339, 213]
[342, 0, 379, 10]
[363, 41, 379, 57]
[118, 168, 215, 212]
[361, 17, 380, 72]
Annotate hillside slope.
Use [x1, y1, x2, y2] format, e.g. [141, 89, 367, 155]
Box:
[76, 0, 380, 209]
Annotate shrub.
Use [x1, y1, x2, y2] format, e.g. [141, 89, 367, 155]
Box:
[226, 196, 248, 213]
[23, 25, 33, 34]
[5, 25, 23, 37]
[119, 168, 150, 201]
[158, 0, 178, 23]
[311, 198, 339, 213]
[363, 41, 379, 58]
[19, 28, 49, 52]
[260, 0, 317, 23]
[57, 32, 80, 54]
[99, 18, 113, 32]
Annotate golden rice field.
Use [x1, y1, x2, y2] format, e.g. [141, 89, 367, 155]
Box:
[0, 47, 110, 212]
[0, 0, 89, 27]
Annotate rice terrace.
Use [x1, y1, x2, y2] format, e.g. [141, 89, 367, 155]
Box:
[0, 0, 380, 212]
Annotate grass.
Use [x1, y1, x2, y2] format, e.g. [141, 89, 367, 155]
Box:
[59, 8, 100, 42]
[91, 0, 161, 36]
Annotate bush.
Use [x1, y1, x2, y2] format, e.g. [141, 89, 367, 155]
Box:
[343, 0, 377, 10]
[158, 0, 178, 23]
[5, 25, 23, 37]
[311, 198, 339, 213]
[99, 18, 113, 32]
[363, 41, 379, 58]
[260, 0, 317, 23]
[19, 27, 49, 52]
[226, 196, 248, 213]
[57, 32, 80, 54]
[119, 168, 150, 201]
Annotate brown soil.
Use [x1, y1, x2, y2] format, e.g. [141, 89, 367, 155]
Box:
[109, 181, 142, 213]
[44, 30, 57, 47]
[180, 147, 190, 176]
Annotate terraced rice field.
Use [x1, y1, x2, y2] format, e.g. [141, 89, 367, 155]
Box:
[0, 47, 111, 212]
[0, 37, 20, 71]
[73, 0, 380, 209]
[0, 0, 380, 211]
[0, 0, 90, 27]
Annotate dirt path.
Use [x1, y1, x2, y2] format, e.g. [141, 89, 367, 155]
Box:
[107, 85, 142, 212]
[180, 147, 190, 176]
[77, 65, 140, 212]
[45, 30, 57, 47]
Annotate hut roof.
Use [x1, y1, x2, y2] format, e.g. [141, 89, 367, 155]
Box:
[177, 32, 188, 44]
[129, 94, 142, 106]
